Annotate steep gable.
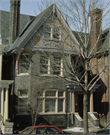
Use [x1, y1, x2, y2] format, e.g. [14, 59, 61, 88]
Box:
[7, 4, 79, 54]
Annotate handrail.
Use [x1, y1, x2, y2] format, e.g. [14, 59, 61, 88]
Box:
[0, 114, 4, 125]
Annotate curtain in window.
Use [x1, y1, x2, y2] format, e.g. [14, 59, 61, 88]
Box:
[45, 99, 55, 112]
[58, 99, 63, 112]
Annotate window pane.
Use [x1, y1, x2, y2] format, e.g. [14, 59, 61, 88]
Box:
[20, 91, 28, 97]
[45, 99, 56, 112]
[20, 55, 29, 73]
[53, 27, 60, 39]
[37, 128, 46, 134]
[31, 128, 46, 134]
[21, 127, 33, 134]
[40, 55, 48, 74]
[53, 57, 61, 75]
[44, 27, 51, 32]
[58, 99, 63, 112]
[58, 91, 63, 97]
[47, 127, 59, 134]
[44, 27, 51, 38]
[45, 91, 56, 97]
[44, 33, 51, 38]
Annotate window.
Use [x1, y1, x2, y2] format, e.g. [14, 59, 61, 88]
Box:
[18, 90, 28, 113]
[21, 127, 33, 134]
[19, 54, 30, 73]
[44, 24, 61, 40]
[40, 55, 50, 74]
[53, 57, 61, 75]
[45, 99, 56, 112]
[47, 127, 60, 134]
[38, 90, 65, 113]
[44, 26, 51, 38]
[40, 54, 63, 76]
[18, 90, 28, 98]
[30, 127, 46, 134]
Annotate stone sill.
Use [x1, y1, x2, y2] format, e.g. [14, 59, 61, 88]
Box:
[39, 74, 64, 77]
[17, 73, 29, 76]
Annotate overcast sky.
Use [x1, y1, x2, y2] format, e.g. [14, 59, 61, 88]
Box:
[0, 0, 42, 16]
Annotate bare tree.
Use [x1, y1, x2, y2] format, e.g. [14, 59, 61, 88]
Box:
[34, 0, 110, 134]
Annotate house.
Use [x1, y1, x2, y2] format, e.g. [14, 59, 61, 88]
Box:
[0, 0, 109, 132]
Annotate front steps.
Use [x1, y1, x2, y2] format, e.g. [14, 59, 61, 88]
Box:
[74, 112, 100, 129]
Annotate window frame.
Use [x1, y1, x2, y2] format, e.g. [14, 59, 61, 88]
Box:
[40, 54, 63, 76]
[38, 89, 65, 114]
[18, 53, 30, 75]
[40, 55, 50, 75]
[43, 24, 62, 41]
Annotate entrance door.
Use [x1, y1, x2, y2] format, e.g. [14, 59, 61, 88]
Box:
[77, 94, 83, 118]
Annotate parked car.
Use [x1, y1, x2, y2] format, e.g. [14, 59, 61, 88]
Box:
[89, 123, 110, 134]
[20, 125, 70, 134]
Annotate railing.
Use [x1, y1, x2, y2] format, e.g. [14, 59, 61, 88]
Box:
[0, 114, 4, 125]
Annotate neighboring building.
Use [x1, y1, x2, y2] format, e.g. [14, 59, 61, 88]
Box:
[0, 0, 109, 132]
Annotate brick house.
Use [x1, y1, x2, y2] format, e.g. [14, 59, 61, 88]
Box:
[0, 1, 109, 131]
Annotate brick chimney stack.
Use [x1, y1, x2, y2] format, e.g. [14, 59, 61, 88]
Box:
[9, 0, 20, 44]
[90, 8, 103, 53]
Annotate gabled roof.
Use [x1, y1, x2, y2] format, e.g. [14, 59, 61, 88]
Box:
[7, 4, 79, 54]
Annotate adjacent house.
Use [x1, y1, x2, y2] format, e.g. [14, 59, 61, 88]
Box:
[0, 0, 109, 132]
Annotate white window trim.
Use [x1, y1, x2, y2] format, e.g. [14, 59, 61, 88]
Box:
[18, 89, 28, 98]
[39, 89, 65, 114]
[17, 73, 29, 76]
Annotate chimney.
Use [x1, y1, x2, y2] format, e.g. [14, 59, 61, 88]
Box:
[9, 0, 20, 45]
[90, 8, 103, 53]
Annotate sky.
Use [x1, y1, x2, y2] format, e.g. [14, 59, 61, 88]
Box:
[0, 0, 42, 16]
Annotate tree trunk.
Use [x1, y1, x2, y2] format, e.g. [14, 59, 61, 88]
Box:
[83, 92, 88, 134]
[83, 59, 88, 134]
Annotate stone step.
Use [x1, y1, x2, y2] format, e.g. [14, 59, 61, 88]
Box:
[88, 120, 96, 128]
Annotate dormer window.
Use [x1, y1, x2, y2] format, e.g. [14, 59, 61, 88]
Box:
[44, 24, 61, 40]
